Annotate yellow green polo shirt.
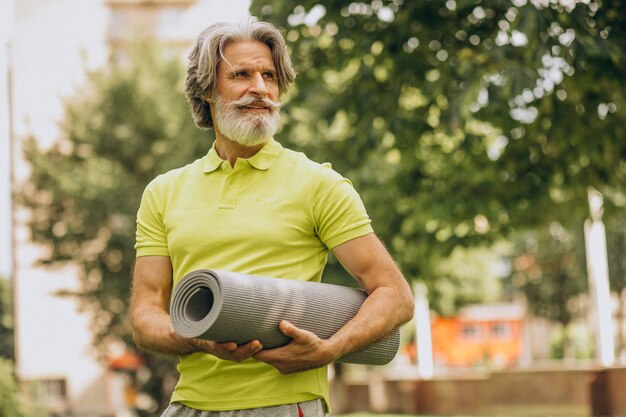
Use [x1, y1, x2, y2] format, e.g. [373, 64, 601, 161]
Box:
[135, 138, 373, 411]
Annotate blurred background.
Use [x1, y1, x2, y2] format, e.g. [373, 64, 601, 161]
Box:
[1, 0, 625, 416]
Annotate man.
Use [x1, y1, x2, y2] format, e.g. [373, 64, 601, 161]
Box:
[131, 17, 414, 416]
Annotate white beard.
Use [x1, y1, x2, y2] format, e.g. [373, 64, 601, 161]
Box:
[213, 94, 281, 147]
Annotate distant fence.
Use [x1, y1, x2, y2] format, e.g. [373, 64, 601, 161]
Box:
[331, 366, 626, 416]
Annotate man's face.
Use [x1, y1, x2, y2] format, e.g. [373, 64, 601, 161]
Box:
[212, 40, 281, 147]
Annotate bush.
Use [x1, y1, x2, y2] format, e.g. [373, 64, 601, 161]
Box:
[0, 358, 45, 417]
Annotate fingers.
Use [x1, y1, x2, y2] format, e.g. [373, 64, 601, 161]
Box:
[210, 340, 263, 362]
[278, 320, 294, 335]
[279, 320, 308, 339]
[231, 340, 264, 362]
[254, 322, 332, 374]
[187, 321, 324, 372]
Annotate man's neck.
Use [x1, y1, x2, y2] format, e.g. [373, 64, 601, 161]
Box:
[214, 134, 266, 167]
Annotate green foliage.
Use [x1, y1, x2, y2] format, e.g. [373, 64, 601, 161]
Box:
[21, 43, 210, 414]
[0, 358, 45, 417]
[606, 215, 626, 355]
[251, 1, 626, 314]
[549, 324, 593, 360]
[606, 215, 626, 295]
[509, 224, 587, 327]
[0, 359, 21, 417]
[434, 245, 507, 316]
[0, 278, 14, 360]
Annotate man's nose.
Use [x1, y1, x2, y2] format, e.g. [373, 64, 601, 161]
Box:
[249, 72, 269, 97]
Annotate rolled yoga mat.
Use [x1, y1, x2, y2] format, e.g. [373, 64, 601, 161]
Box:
[170, 269, 400, 365]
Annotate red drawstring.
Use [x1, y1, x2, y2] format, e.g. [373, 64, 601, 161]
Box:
[297, 404, 304, 417]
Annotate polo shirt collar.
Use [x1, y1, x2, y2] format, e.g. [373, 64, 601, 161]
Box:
[248, 138, 283, 170]
[202, 138, 283, 173]
[202, 145, 223, 173]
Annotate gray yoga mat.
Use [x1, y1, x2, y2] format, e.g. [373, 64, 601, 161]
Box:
[170, 269, 400, 365]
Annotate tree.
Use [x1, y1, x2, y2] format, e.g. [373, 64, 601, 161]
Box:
[509, 223, 588, 359]
[250, 0, 626, 313]
[21, 44, 210, 415]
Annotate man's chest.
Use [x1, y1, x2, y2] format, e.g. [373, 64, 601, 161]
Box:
[162, 173, 319, 258]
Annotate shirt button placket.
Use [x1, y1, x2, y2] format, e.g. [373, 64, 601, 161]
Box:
[219, 162, 239, 210]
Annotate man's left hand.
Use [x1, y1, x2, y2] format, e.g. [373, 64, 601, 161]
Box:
[252, 320, 336, 374]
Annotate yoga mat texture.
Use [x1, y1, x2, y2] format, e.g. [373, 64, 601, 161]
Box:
[170, 269, 400, 365]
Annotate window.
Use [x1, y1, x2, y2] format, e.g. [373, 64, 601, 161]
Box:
[24, 378, 68, 415]
[109, 8, 127, 38]
[459, 323, 482, 340]
[490, 322, 512, 340]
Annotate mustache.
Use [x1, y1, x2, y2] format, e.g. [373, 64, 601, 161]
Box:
[229, 95, 282, 111]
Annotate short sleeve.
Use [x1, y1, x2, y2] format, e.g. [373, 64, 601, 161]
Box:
[313, 164, 373, 249]
[135, 178, 170, 257]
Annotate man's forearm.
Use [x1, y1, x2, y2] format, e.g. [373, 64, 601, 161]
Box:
[326, 285, 414, 360]
[326, 233, 414, 360]
[132, 306, 196, 355]
[132, 304, 267, 362]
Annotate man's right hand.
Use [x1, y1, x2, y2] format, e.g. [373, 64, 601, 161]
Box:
[184, 337, 264, 362]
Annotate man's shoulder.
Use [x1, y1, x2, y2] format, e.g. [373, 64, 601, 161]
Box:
[279, 147, 341, 179]
[146, 156, 205, 189]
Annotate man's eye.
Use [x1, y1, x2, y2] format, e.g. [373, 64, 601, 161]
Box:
[263, 72, 275, 79]
[235, 71, 248, 78]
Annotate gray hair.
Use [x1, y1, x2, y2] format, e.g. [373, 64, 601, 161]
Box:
[185, 17, 296, 129]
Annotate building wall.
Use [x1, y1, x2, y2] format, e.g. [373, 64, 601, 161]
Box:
[334, 367, 606, 416]
[429, 314, 524, 368]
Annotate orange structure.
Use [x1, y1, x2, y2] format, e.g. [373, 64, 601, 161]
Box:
[429, 304, 525, 368]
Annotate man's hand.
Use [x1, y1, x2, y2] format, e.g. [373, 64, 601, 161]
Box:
[186, 337, 263, 362]
[253, 320, 336, 374]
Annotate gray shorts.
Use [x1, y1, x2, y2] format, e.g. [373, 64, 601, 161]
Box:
[160, 398, 328, 417]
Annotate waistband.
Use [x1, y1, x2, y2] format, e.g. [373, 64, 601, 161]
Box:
[161, 398, 327, 417]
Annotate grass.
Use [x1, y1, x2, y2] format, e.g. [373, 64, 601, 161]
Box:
[334, 404, 588, 417]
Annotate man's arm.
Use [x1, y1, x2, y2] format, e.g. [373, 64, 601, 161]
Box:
[130, 255, 263, 360]
[253, 233, 414, 373]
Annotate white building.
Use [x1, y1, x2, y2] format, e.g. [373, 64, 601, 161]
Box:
[4, 1, 249, 415]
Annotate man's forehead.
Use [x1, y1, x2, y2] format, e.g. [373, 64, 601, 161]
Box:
[221, 40, 275, 68]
